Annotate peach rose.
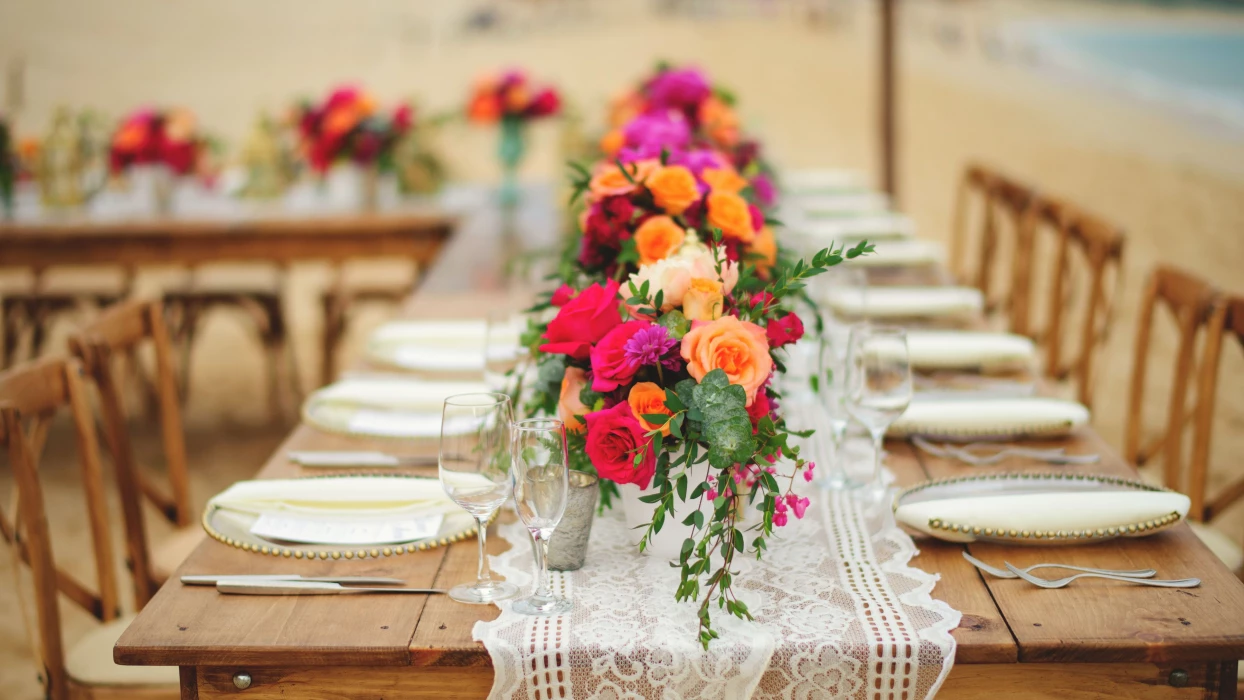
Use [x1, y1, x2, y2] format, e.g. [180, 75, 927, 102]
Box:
[699, 96, 740, 149]
[589, 159, 658, 201]
[646, 165, 700, 216]
[624, 242, 738, 313]
[628, 382, 672, 437]
[682, 278, 724, 322]
[680, 316, 773, 406]
[702, 166, 748, 195]
[558, 367, 591, 434]
[747, 226, 778, 274]
[706, 191, 756, 244]
[634, 215, 686, 266]
[600, 129, 624, 158]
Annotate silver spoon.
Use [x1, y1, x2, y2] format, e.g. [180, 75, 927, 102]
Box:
[963, 551, 1156, 579]
[1004, 562, 1200, 589]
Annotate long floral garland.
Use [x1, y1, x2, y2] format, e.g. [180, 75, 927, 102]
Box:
[522, 65, 871, 645]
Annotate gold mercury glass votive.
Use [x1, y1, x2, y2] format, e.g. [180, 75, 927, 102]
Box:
[547, 471, 599, 571]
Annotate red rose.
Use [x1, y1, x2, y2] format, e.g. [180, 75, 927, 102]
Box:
[589, 320, 648, 392]
[527, 88, 561, 118]
[584, 402, 656, 489]
[393, 104, 413, 132]
[750, 291, 775, 313]
[766, 312, 804, 348]
[748, 203, 765, 233]
[540, 279, 623, 360]
[550, 284, 577, 307]
[746, 387, 772, 430]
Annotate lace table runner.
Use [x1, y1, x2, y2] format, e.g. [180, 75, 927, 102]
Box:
[474, 414, 961, 699]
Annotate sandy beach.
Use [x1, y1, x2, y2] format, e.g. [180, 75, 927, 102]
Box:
[2, 1, 1243, 696]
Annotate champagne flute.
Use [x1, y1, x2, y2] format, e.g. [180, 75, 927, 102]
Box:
[439, 392, 518, 604]
[510, 418, 572, 616]
[845, 326, 912, 501]
[813, 328, 853, 490]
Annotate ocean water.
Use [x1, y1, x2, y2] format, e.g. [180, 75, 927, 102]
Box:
[1017, 23, 1244, 131]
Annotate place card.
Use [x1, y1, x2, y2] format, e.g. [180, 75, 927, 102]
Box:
[250, 511, 444, 545]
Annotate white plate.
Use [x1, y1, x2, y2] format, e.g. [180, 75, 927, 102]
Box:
[793, 213, 915, 241]
[301, 378, 491, 439]
[906, 330, 1035, 371]
[889, 397, 1090, 441]
[781, 168, 869, 195]
[366, 319, 519, 373]
[787, 192, 891, 219]
[826, 286, 983, 319]
[895, 473, 1189, 544]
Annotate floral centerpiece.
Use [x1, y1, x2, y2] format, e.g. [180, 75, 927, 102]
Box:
[600, 64, 776, 209]
[293, 85, 412, 175]
[465, 69, 562, 206]
[109, 107, 205, 176]
[524, 118, 872, 643]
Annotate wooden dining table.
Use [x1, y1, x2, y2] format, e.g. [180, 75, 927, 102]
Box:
[113, 193, 1244, 699]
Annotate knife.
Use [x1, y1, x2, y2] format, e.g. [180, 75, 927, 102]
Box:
[216, 580, 446, 595]
[182, 574, 407, 586]
[287, 451, 438, 468]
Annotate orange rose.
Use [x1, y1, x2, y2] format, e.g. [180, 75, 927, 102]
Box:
[608, 89, 645, 127]
[112, 123, 145, 151]
[680, 316, 772, 406]
[467, 94, 500, 123]
[558, 367, 591, 434]
[323, 106, 363, 138]
[700, 96, 740, 149]
[646, 165, 700, 216]
[747, 226, 778, 274]
[504, 85, 530, 112]
[589, 159, 657, 201]
[634, 215, 686, 266]
[628, 382, 672, 437]
[706, 191, 756, 243]
[600, 129, 624, 157]
[682, 277, 724, 322]
[702, 166, 748, 195]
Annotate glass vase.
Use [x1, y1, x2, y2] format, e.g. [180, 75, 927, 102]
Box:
[497, 116, 526, 209]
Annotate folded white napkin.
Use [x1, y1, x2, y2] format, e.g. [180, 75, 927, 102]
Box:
[826, 286, 984, 319]
[781, 168, 868, 195]
[849, 239, 946, 268]
[367, 320, 521, 372]
[906, 331, 1035, 370]
[312, 378, 491, 412]
[794, 213, 915, 241]
[370, 319, 487, 344]
[209, 476, 464, 517]
[890, 397, 1090, 440]
[790, 192, 891, 219]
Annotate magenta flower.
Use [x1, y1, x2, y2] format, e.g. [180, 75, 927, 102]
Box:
[623, 324, 680, 370]
[785, 493, 810, 519]
[622, 112, 691, 154]
[647, 68, 711, 112]
[803, 461, 816, 482]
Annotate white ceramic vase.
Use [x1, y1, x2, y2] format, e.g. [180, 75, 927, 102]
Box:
[617, 452, 713, 561]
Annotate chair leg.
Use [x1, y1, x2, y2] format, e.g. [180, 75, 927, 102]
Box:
[320, 292, 345, 388]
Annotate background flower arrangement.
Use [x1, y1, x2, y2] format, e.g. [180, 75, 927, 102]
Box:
[520, 66, 873, 645]
[109, 107, 210, 176]
[293, 85, 412, 174]
[466, 68, 563, 206]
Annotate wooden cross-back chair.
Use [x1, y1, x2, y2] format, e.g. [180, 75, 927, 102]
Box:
[1124, 267, 1243, 573]
[68, 299, 203, 607]
[948, 162, 1038, 318]
[0, 357, 178, 699]
[1020, 196, 1125, 410]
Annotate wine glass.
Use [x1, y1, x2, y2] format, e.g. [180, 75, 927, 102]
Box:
[510, 418, 572, 616]
[439, 392, 518, 604]
[844, 326, 912, 501]
[812, 264, 868, 327]
[484, 311, 519, 393]
[813, 328, 853, 490]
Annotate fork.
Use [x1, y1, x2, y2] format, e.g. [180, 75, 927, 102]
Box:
[962, 551, 1156, 579]
[1003, 562, 1201, 589]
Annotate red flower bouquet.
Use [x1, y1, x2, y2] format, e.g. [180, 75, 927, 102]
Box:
[294, 85, 412, 173]
[109, 107, 205, 175]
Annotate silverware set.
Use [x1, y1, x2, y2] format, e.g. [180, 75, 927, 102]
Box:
[913, 436, 1100, 466]
[181, 574, 447, 596]
[963, 552, 1200, 589]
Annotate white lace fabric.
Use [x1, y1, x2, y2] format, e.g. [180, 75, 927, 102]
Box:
[475, 406, 961, 699]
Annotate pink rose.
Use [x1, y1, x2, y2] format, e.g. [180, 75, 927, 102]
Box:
[584, 402, 657, 489]
[589, 320, 649, 392]
[766, 313, 804, 348]
[540, 279, 623, 360]
[550, 284, 577, 307]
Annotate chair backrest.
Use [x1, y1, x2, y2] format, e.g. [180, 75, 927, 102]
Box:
[1185, 293, 1244, 523]
[1123, 266, 1222, 515]
[1023, 196, 1125, 410]
[68, 299, 187, 608]
[0, 357, 120, 700]
[949, 163, 1038, 316]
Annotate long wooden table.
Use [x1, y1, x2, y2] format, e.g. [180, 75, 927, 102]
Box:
[114, 196, 1244, 699]
[0, 210, 456, 267]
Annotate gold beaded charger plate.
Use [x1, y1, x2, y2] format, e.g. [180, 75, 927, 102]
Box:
[894, 472, 1190, 545]
[202, 475, 481, 560]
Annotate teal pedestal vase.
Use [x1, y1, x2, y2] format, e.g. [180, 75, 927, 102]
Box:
[497, 117, 526, 209]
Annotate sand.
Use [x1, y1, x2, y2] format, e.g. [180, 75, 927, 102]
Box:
[2, 1, 1244, 696]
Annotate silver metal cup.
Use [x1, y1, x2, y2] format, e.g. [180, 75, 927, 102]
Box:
[547, 471, 598, 571]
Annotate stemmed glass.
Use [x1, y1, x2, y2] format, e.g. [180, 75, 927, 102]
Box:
[813, 328, 853, 490]
[845, 326, 913, 501]
[484, 311, 530, 403]
[510, 418, 572, 616]
[439, 393, 518, 604]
